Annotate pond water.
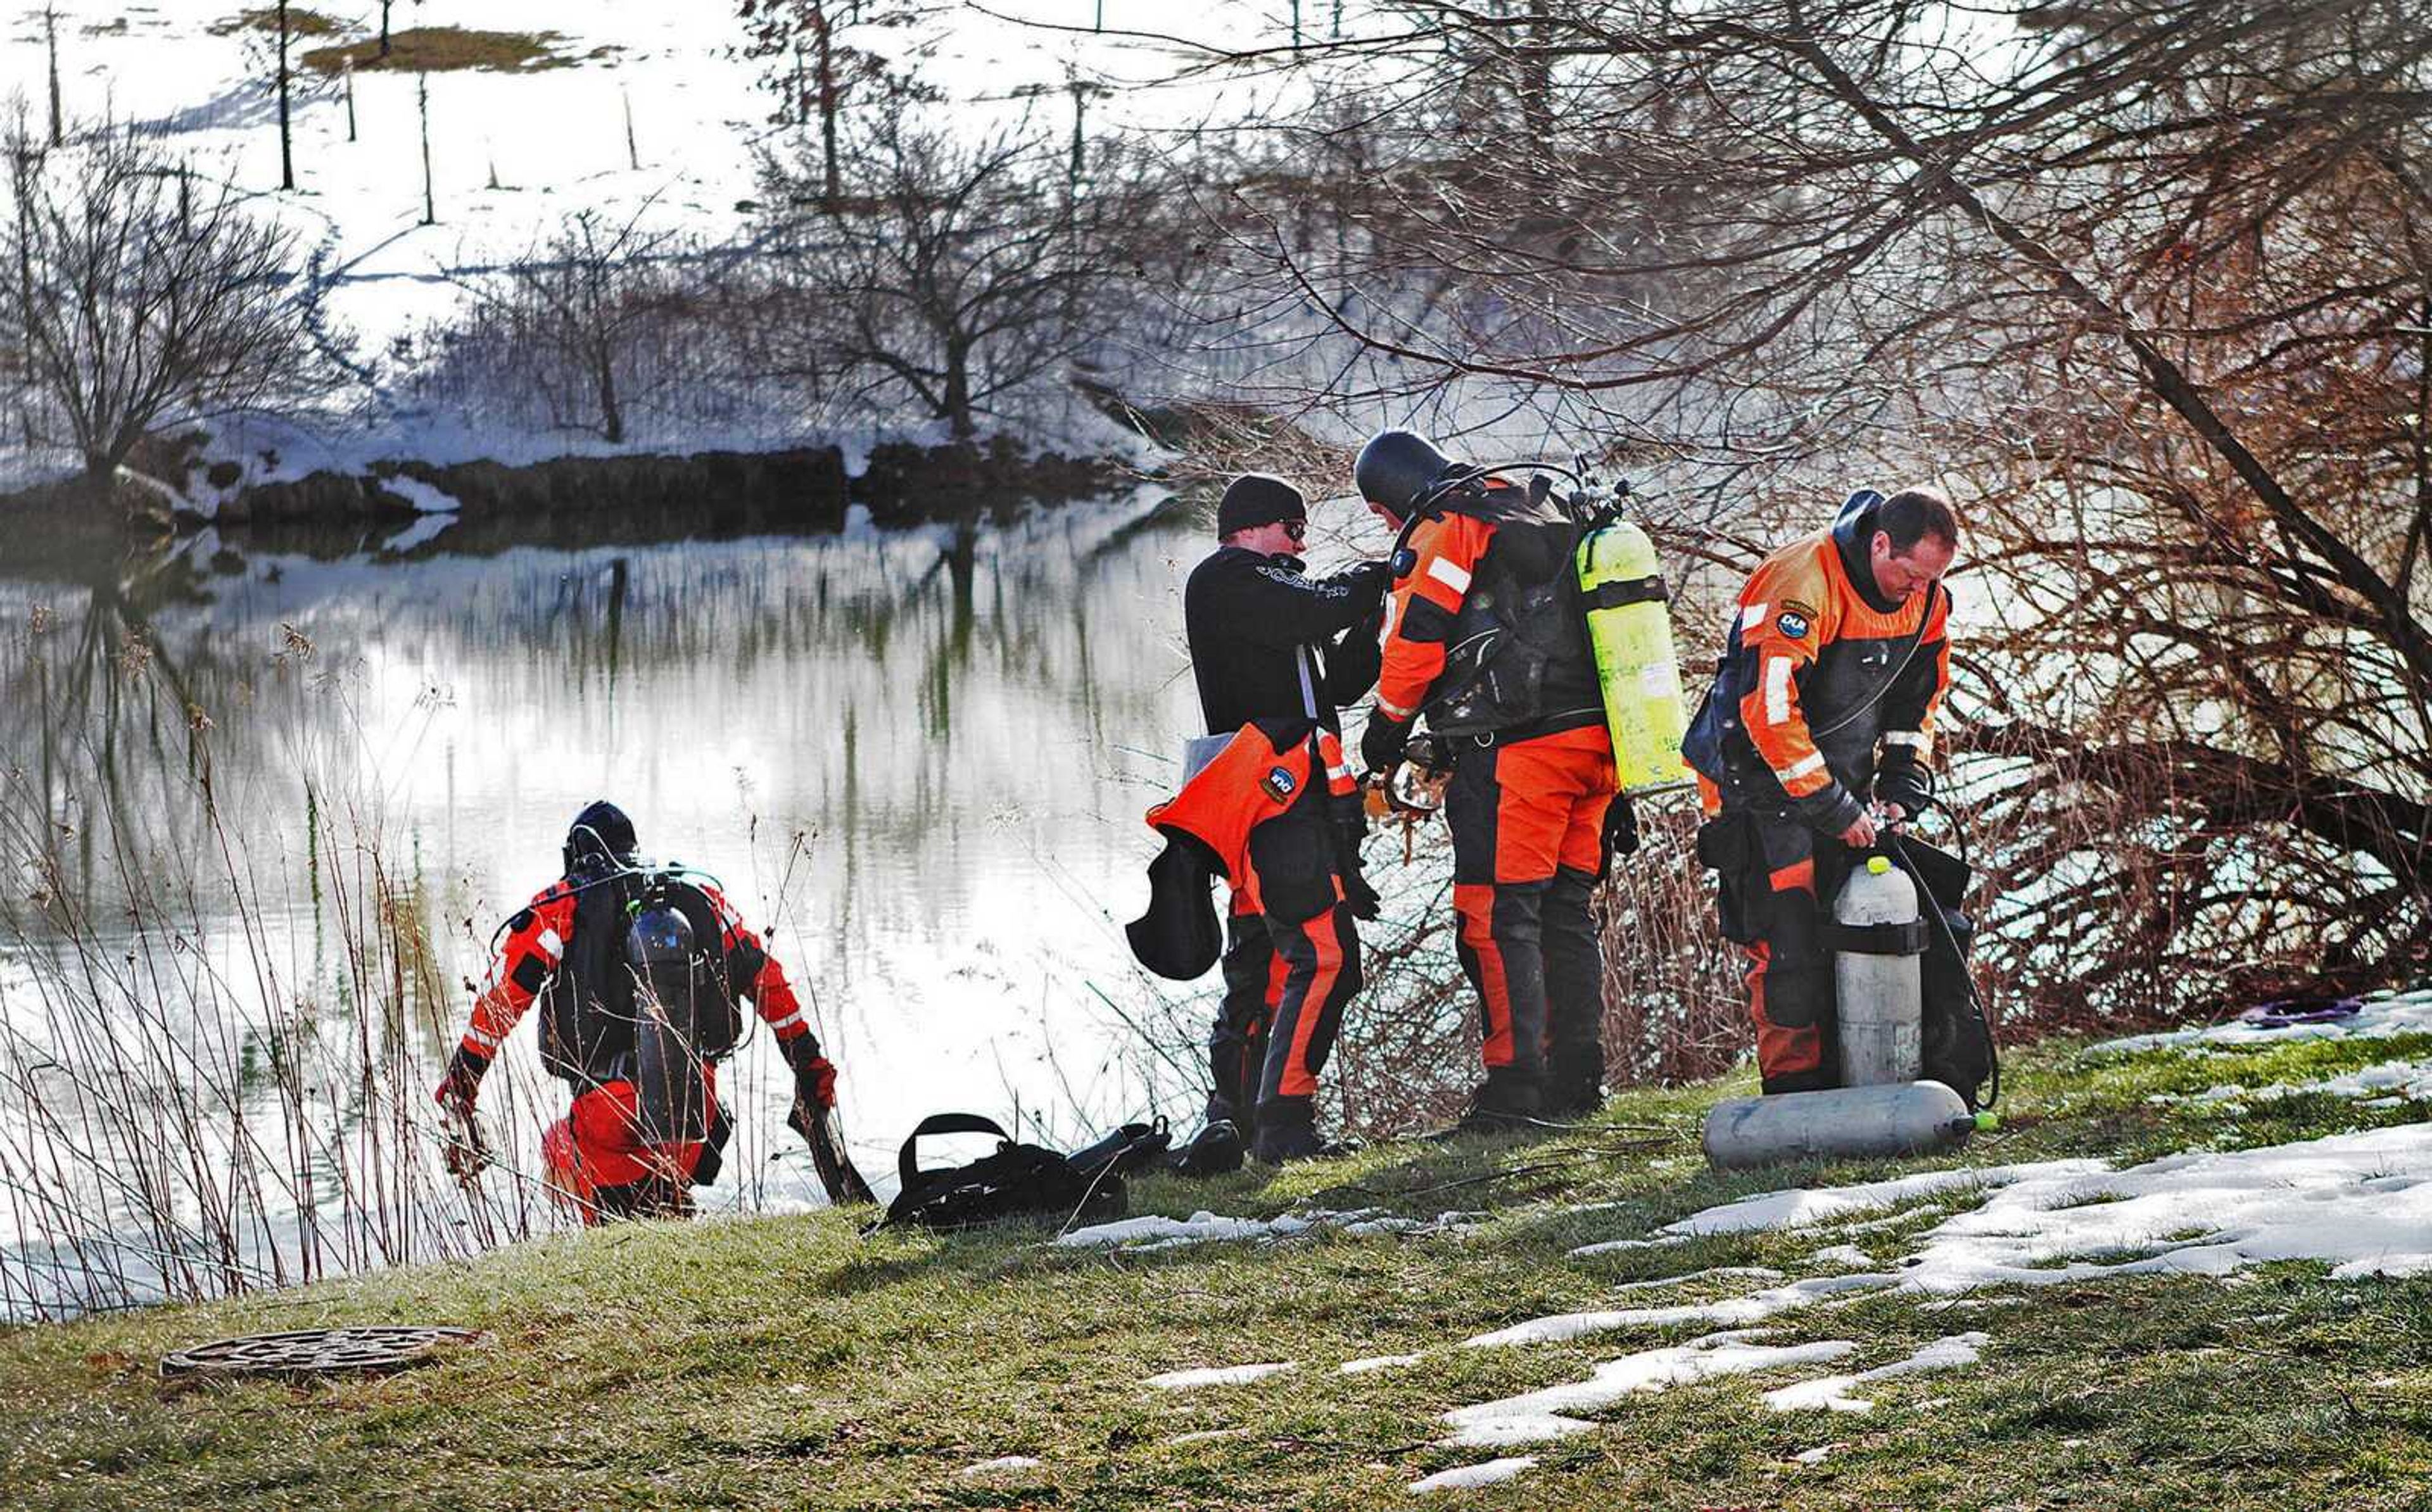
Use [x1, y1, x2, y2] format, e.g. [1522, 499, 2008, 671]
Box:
[0, 491, 1348, 1313]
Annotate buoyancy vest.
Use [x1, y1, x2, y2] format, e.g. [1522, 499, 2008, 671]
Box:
[1424, 483, 1604, 738]
[537, 872, 747, 1087]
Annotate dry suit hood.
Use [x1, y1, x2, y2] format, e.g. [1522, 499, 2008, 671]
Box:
[1830, 489, 1904, 614]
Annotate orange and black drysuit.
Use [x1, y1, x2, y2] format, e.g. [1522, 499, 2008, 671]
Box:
[436, 874, 835, 1221]
[1183, 545, 1387, 1131]
[1367, 481, 1619, 1114]
[1681, 495, 1951, 1093]
[1141, 721, 1364, 1130]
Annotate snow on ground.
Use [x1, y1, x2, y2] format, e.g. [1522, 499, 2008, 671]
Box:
[1144, 1361, 1297, 1391]
[1057, 1208, 1476, 1254]
[1338, 1354, 1422, 1375]
[2088, 989, 2432, 1056]
[1462, 1273, 1896, 1349]
[380, 475, 462, 513]
[1807, 1244, 1877, 1270]
[1568, 1234, 1690, 1258]
[1410, 1456, 1540, 1492]
[1607, 1266, 1785, 1292]
[1669, 1123, 2432, 1297]
[1469, 1124, 2432, 1359]
[2150, 1057, 2432, 1109]
[1761, 1332, 1989, 1414]
[1658, 1161, 2108, 1238]
[958, 1456, 1043, 1475]
[1792, 1444, 1835, 1465]
[1442, 1333, 1861, 1448]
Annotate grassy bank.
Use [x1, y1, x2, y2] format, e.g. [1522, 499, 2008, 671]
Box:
[4, 1030, 2429, 1509]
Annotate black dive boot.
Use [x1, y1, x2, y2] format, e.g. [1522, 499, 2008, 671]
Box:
[1457, 1068, 1544, 1133]
[1167, 1119, 1246, 1178]
[1251, 1096, 1326, 1164]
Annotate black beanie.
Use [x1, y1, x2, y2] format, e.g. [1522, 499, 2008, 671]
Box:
[1216, 474, 1307, 537]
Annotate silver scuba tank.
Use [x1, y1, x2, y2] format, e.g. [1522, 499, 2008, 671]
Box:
[628, 900, 711, 1145]
[1701, 1081, 1976, 1169]
[1834, 852, 1925, 1088]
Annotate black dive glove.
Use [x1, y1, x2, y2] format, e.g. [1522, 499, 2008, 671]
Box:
[1342, 558, 1393, 610]
[1604, 791, 1640, 859]
[1331, 800, 1381, 921]
[1873, 763, 1932, 819]
[1360, 713, 1410, 778]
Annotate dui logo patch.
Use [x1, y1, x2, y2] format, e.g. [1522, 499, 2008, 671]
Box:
[1775, 599, 1818, 641]
[1262, 765, 1299, 802]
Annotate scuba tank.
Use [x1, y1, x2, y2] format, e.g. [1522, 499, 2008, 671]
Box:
[627, 895, 711, 1146]
[1833, 854, 1927, 1088]
[1702, 1081, 1979, 1169]
[1574, 512, 1689, 791]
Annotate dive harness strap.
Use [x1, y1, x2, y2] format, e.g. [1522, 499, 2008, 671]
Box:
[1825, 918, 1930, 957]
[1582, 573, 1668, 610]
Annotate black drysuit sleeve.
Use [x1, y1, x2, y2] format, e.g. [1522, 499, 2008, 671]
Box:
[1212, 556, 1388, 648]
[1322, 605, 1385, 709]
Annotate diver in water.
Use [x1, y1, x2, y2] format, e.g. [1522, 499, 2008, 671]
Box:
[434, 800, 871, 1220]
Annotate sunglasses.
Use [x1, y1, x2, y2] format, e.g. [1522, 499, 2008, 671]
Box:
[1281, 519, 1307, 543]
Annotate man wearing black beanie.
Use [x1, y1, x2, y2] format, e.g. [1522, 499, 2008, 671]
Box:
[1179, 472, 1390, 1161]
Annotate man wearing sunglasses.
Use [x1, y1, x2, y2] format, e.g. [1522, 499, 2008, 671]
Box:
[1179, 473, 1391, 1159]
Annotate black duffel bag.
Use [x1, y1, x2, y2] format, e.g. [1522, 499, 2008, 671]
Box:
[873, 1113, 1137, 1233]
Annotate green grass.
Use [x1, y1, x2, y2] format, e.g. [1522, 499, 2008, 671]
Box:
[300, 27, 569, 75]
[4, 1036, 2428, 1508]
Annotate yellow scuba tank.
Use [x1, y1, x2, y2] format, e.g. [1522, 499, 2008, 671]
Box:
[1576, 517, 1690, 791]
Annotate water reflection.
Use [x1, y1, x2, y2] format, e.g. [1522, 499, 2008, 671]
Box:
[0, 493, 1214, 1311]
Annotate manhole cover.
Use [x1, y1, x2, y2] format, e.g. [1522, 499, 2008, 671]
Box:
[160, 1326, 485, 1381]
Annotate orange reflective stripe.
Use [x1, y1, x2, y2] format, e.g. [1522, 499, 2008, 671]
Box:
[1275, 913, 1345, 1098]
[1768, 858, 1816, 894]
[1455, 883, 1516, 1067]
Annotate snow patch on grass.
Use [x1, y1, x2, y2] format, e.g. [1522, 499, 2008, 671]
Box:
[1661, 1161, 2106, 1238]
[1464, 1273, 1896, 1349]
[1338, 1354, 1421, 1375]
[2089, 990, 2432, 1056]
[2151, 1057, 2432, 1110]
[958, 1456, 1042, 1475]
[1144, 1361, 1296, 1391]
[1058, 1208, 1474, 1254]
[1410, 1456, 1538, 1492]
[1443, 1334, 1860, 1447]
[1762, 1332, 1989, 1413]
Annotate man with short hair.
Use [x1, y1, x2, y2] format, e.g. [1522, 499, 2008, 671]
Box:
[1681, 488, 1959, 1093]
[1179, 474, 1389, 1159]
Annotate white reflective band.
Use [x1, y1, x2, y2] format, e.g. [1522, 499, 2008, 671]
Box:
[1327, 764, 1353, 783]
[1763, 657, 1794, 726]
[1377, 696, 1416, 721]
[1885, 730, 1930, 752]
[1426, 557, 1472, 594]
[766, 1011, 804, 1033]
[1741, 601, 1770, 631]
[467, 1025, 504, 1050]
[533, 927, 564, 963]
[1774, 751, 1828, 783]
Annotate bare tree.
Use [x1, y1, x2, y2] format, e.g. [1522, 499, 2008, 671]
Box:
[735, 1, 939, 210]
[764, 101, 1161, 441]
[2, 125, 320, 488]
[466, 208, 681, 444]
[1137, 0, 2432, 1036]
